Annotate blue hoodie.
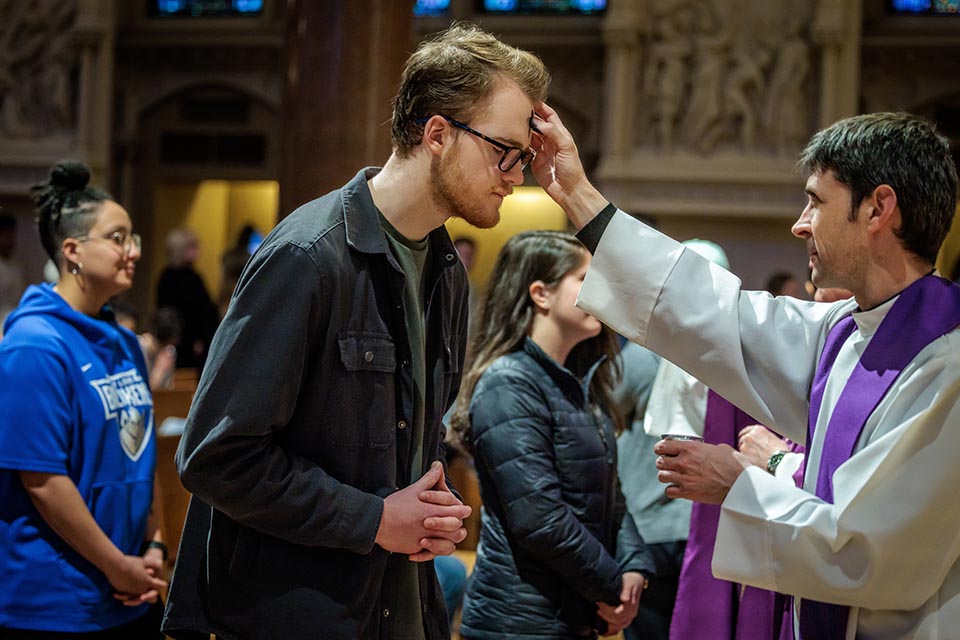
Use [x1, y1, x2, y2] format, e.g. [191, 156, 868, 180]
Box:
[0, 284, 155, 632]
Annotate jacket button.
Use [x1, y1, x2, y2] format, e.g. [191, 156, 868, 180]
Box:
[382, 608, 390, 618]
[364, 350, 374, 362]
[445, 253, 456, 262]
[398, 420, 407, 430]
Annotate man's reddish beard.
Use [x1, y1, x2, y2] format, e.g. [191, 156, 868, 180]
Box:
[430, 148, 501, 230]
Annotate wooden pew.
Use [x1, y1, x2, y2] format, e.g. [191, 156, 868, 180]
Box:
[171, 367, 199, 391]
[152, 386, 195, 570]
[447, 449, 482, 552]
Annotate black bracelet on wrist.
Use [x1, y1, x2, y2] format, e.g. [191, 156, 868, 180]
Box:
[143, 540, 169, 561]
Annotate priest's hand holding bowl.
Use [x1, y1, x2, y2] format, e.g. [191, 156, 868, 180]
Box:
[654, 438, 752, 504]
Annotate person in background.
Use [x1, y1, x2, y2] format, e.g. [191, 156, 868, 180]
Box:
[0, 212, 25, 334]
[436, 240, 479, 630]
[611, 342, 674, 640]
[453, 231, 655, 639]
[112, 301, 140, 333]
[113, 303, 180, 392]
[218, 223, 258, 317]
[453, 236, 477, 273]
[140, 307, 181, 391]
[156, 227, 218, 369]
[0, 160, 166, 637]
[618, 239, 728, 640]
[163, 24, 546, 640]
[763, 270, 805, 298]
[434, 551, 468, 630]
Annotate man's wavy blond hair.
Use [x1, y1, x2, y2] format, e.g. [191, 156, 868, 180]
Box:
[391, 23, 549, 157]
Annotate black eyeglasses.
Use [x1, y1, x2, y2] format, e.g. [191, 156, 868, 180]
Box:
[419, 115, 536, 172]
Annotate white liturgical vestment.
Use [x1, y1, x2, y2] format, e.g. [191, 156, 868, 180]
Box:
[577, 210, 960, 640]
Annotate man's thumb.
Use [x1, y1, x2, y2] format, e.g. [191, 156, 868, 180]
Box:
[418, 460, 442, 487]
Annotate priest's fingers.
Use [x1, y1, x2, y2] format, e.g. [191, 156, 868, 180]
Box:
[653, 438, 693, 457]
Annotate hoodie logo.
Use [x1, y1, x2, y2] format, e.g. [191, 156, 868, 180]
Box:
[89, 368, 153, 461]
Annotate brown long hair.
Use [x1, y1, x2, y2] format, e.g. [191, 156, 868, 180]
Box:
[450, 231, 622, 453]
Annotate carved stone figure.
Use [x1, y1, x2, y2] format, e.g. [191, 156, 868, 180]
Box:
[764, 12, 811, 156]
[636, 0, 813, 156]
[682, 0, 739, 153]
[0, 0, 77, 138]
[641, 0, 696, 151]
[721, 37, 772, 151]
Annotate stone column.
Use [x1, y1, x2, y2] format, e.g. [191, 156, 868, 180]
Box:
[279, 0, 414, 215]
[601, 1, 647, 163]
[814, 0, 862, 128]
[73, 0, 116, 185]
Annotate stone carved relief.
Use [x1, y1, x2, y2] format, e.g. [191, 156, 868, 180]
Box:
[635, 0, 814, 157]
[535, 45, 604, 164]
[0, 0, 78, 139]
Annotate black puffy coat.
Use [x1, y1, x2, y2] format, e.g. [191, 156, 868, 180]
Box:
[460, 338, 655, 640]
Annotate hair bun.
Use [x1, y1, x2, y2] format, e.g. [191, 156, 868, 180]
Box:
[49, 161, 91, 191]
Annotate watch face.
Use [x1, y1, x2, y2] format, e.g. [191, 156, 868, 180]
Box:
[767, 451, 788, 473]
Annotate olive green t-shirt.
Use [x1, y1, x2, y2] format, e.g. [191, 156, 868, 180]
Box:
[380, 212, 428, 640]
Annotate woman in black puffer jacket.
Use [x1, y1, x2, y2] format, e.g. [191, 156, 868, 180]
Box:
[451, 231, 655, 640]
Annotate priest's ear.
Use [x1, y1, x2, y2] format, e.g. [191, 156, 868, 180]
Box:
[866, 184, 899, 234]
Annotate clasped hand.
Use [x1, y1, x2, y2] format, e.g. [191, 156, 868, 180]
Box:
[376, 461, 472, 562]
[110, 550, 168, 607]
[596, 571, 646, 635]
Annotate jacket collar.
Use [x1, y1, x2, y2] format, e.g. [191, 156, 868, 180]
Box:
[340, 166, 462, 273]
[341, 167, 390, 255]
[522, 336, 605, 402]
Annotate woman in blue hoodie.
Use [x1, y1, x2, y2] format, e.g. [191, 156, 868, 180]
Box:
[0, 161, 167, 637]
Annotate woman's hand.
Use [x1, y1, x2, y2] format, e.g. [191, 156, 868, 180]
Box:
[596, 571, 646, 634]
[107, 553, 167, 606]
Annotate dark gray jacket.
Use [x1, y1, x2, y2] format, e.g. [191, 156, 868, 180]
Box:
[459, 339, 655, 640]
[162, 168, 469, 640]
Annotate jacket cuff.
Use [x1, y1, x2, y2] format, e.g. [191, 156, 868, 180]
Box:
[338, 486, 386, 555]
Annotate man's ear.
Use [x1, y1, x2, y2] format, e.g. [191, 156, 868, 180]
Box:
[422, 115, 449, 156]
[866, 184, 898, 233]
[529, 280, 550, 311]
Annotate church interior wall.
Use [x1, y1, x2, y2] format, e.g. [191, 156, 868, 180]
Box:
[0, 0, 958, 318]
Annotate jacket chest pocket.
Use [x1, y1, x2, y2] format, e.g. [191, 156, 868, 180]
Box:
[334, 331, 397, 448]
[339, 331, 396, 373]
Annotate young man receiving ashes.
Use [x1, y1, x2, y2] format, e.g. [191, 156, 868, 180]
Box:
[163, 25, 548, 640]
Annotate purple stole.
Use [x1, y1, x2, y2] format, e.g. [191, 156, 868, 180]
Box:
[670, 391, 795, 640]
[798, 275, 960, 639]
